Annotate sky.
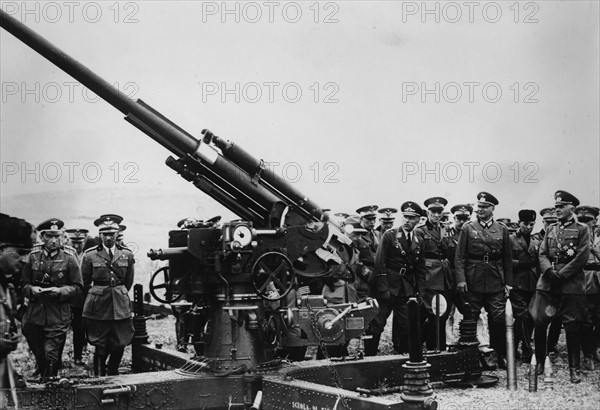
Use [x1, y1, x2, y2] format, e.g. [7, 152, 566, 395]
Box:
[1, 1, 599, 228]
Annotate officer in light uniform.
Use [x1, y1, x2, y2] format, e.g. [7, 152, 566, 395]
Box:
[65, 228, 89, 366]
[509, 209, 540, 362]
[455, 192, 513, 369]
[366, 201, 426, 355]
[531, 191, 589, 383]
[82, 215, 135, 376]
[21, 219, 83, 379]
[415, 197, 453, 351]
[575, 205, 600, 370]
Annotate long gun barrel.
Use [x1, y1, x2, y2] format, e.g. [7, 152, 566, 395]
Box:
[0, 10, 325, 228]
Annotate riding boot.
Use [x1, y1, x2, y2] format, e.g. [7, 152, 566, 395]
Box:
[43, 360, 57, 381]
[581, 325, 596, 370]
[490, 322, 507, 370]
[547, 317, 562, 356]
[93, 352, 107, 377]
[520, 318, 534, 363]
[566, 332, 582, 383]
[534, 325, 547, 375]
[364, 334, 380, 357]
[107, 347, 125, 375]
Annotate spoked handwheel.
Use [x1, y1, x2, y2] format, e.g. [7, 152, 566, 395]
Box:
[149, 266, 182, 304]
[251, 252, 295, 301]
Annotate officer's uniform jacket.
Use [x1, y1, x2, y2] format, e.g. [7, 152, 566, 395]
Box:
[81, 244, 134, 321]
[373, 228, 426, 297]
[351, 233, 376, 298]
[415, 221, 453, 291]
[531, 229, 546, 242]
[510, 230, 541, 291]
[21, 247, 83, 326]
[583, 227, 600, 294]
[0, 280, 18, 358]
[365, 229, 380, 253]
[537, 218, 589, 294]
[447, 227, 461, 270]
[455, 219, 513, 293]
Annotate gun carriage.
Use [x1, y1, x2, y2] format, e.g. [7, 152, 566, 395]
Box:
[1, 9, 494, 409]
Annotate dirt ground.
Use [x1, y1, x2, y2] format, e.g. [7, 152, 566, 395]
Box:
[10, 314, 600, 409]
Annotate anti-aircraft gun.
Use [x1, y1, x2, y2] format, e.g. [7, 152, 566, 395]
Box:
[1, 10, 494, 410]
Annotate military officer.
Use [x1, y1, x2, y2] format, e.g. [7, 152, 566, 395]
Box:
[509, 209, 540, 362]
[365, 201, 426, 355]
[575, 205, 600, 370]
[533, 207, 562, 356]
[344, 215, 375, 301]
[0, 214, 32, 389]
[531, 191, 589, 383]
[21, 219, 83, 379]
[65, 228, 89, 366]
[356, 205, 380, 250]
[82, 215, 135, 376]
[415, 197, 453, 351]
[455, 192, 513, 369]
[116, 225, 126, 247]
[447, 205, 473, 270]
[376, 208, 397, 234]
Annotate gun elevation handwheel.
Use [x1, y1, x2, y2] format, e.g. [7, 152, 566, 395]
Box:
[252, 252, 295, 301]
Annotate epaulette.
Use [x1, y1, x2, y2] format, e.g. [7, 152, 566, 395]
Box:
[83, 245, 101, 254]
[30, 244, 42, 254]
[116, 244, 133, 253]
[62, 244, 77, 255]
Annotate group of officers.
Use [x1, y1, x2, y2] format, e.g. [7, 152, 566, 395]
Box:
[338, 190, 599, 384]
[0, 213, 135, 386]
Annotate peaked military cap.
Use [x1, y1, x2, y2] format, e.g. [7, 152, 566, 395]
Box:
[497, 218, 511, 226]
[508, 222, 520, 232]
[477, 192, 499, 206]
[344, 215, 368, 234]
[37, 218, 64, 235]
[0, 214, 34, 250]
[356, 205, 378, 219]
[575, 205, 599, 220]
[65, 228, 89, 242]
[378, 207, 398, 222]
[554, 190, 580, 207]
[518, 209, 536, 222]
[539, 207, 557, 220]
[117, 224, 126, 239]
[401, 201, 423, 217]
[207, 215, 222, 225]
[94, 215, 121, 233]
[424, 197, 448, 210]
[451, 204, 473, 216]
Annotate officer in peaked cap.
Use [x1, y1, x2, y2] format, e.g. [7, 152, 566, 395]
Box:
[344, 215, 374, 302]
[533, 208, 558, 242]
[177, 217, 198, 230]
[454, 192, 513, 370]
[0, 214, 33, 383]
[365, 201, 426, 355]
[575, 205, 600, 369]
[82, 214, 135, 376]
[508, 209, 539, 363]
[356, 205, 380, 251]
[531, 190, 589, 382]
[21, 218, 83, 379]
[415, 197, 453, 350]
[497, 217, 511, 226]
[377, 207, 398, 234]
[64, 228, 89, 365]
[447, 205, 473, 268]
[206, 215, 222, 229]
[116, 225, 127, 248]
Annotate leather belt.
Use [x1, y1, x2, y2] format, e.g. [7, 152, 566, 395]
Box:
[468, 254, 501, 262]
[93, 280, 123, 287]
[423, 253, 446, 260]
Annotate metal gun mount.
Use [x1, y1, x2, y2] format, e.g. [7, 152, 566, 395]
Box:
[1, 9, 494, 409]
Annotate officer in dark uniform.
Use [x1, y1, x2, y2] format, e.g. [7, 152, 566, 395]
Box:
[65, 228, 89, 365]
[455, 192, 513, 369]
[0, 214, 32, 388]
[365, 201, 426, 355]
[344, 215, 374, 301]
[415, 197, 453, 351]
[509, 209, 540, 362]
[376, 208, 397, 234]
[356, 205, 380, 251]
[447, 205, 473, 270]
[575, 205, 600, 370]
[116, 225, 126, 247]
[533, 207, 562, 355]
[531, 191, 590, 383]
[21, 219, 83, 379]
[82, 215, 135, 376]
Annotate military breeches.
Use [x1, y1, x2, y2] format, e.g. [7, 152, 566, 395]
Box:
[23, 322, 69, 365]
[85, 318, 134, 355]
[529, 290, 586, 332]
[464, 291, 505, 324]
[509, 289, 535, 320]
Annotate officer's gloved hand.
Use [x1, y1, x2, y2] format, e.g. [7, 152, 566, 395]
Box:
[456, 281, 468, 293]
[0, 334, 19, 356]
[545, 269, 564, 285]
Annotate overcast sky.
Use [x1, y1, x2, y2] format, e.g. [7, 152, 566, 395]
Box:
[1, 1, 599, 225]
